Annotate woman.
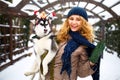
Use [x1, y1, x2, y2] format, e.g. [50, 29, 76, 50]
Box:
[46, 7, 96, 80]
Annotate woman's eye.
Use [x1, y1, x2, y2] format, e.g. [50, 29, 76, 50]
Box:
[69, 17, 74, 20]
[76, 18, 81, 21]
[69, 18, 74, 20]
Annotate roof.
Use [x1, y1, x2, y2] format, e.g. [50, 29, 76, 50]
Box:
[0, 0, 120, 24]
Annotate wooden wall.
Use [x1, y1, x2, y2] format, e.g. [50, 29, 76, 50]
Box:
[0, 15, 31, 71]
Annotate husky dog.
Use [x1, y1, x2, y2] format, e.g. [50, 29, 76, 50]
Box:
[24, 11, 58, 80]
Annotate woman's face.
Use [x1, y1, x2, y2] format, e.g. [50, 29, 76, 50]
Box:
[68, 15, 82, 32]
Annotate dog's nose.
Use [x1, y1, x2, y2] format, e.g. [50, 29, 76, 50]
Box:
[44, 29, 47, 33]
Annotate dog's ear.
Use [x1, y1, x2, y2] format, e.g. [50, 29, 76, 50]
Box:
[47, 12, 56, 24]
[34, 10, 41, 18]
[30, 20, 36, 25]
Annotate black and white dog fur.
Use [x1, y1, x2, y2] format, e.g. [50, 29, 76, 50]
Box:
[24, 11, 58, 80]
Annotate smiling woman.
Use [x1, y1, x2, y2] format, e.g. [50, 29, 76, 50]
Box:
[49, 7, 97, 80]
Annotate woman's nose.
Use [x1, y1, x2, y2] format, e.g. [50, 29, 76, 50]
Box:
[72, 20, 77, 24]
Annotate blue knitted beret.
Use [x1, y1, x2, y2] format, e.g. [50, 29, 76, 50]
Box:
[67, 7, 88, 21]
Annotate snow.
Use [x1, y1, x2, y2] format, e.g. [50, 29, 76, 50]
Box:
[0, 48, 38, 80]
[0, 47, 120, 80]
[100, 51, 120, 80]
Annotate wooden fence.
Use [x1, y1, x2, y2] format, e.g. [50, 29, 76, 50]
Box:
[0, 24, 31, 71]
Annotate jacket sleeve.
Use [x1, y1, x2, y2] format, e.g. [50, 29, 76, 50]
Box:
[77, 47, 94, 78]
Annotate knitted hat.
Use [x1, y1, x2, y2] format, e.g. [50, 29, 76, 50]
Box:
[67, 7, 88, 21]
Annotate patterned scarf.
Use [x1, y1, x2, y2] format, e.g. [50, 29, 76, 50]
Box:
[60, 30, 95, 77]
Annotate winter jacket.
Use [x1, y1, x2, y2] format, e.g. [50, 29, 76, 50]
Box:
[45, 42, 94, 80]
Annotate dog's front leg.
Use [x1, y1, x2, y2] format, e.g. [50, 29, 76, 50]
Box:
[42, 50, 56, 76]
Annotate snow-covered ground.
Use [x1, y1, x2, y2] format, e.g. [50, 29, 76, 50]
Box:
[0, 46, 120, 80]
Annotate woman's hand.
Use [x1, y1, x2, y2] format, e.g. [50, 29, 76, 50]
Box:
[90, 61, 95, 67]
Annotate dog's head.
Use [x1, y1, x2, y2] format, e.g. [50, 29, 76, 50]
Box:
[34, 18, 51, 37]
[32, 11, 56, 38]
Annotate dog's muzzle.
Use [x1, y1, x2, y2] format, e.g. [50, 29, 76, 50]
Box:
[44, 29, 47, 33]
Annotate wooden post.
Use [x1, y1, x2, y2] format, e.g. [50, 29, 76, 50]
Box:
[101, 20, 105, 40]
[8, 16, 13, 64]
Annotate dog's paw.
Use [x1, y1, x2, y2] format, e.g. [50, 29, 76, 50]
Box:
[40, 74, 45, 80]
[43, 68, 48, 75]
[24, 72, 32, 76]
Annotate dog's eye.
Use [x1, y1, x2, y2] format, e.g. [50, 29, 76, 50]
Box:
[45, 21, 48, 25]
[40, 21, 44, 25]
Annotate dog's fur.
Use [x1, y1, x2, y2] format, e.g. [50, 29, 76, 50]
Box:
[24, 13, 58, 80]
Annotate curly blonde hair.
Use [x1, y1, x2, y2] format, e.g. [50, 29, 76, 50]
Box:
[57, 16, 95, 43]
